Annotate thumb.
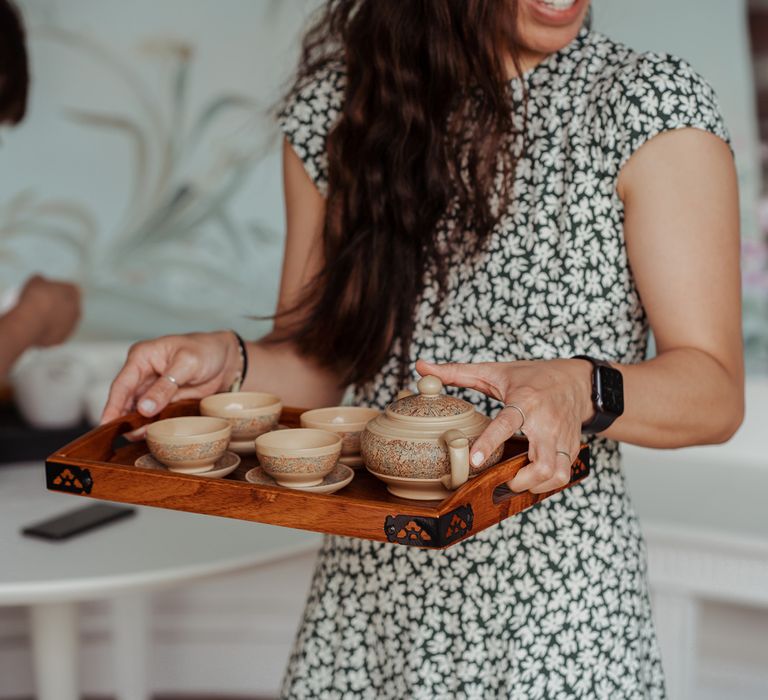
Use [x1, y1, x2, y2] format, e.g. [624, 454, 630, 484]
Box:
[468, 408, 524, 468]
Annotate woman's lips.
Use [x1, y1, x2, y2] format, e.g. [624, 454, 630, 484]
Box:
[528, 0, 586, 26]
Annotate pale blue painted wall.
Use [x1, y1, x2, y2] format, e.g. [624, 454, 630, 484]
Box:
[1, 0, 318, 340]
[593, 0, 767, 367]
[1, 0, 764, 364]
[593, 0, 761, 241]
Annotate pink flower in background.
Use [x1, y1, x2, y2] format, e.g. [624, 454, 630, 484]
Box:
[746, 200, 768, 294]
[742, 237, 768, 292]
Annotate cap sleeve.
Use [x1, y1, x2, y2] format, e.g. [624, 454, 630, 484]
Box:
[277, 63, 346, 196]
[607, 53, 731, 172]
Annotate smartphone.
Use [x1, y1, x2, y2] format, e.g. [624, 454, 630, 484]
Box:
[22, 503, 136, 541]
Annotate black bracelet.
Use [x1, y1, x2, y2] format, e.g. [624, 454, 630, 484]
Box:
[230, 330, 249, 391]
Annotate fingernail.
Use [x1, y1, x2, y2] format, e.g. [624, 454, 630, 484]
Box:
[471, 451, 485, 467]
[139, 399, 157, 415]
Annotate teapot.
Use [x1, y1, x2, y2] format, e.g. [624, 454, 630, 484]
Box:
[360, 375, 504, 500]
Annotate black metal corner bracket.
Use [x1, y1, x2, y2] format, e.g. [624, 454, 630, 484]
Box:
[570, 446, 591, 483]
[45, 462, 93, 495]
[385, 504, 474, 548]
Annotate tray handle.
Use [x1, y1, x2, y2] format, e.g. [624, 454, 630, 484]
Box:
[441, 451, 529, 510]
[48, 400, 200, 462]
[441, 443, 590, 519]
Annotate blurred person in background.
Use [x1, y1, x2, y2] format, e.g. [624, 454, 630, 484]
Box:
[0, 0, 81, 379]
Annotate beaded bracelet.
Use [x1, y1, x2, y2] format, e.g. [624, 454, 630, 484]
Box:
[228, 330, 249, 392]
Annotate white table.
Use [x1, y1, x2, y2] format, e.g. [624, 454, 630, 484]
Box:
[0, 461, 321, 700]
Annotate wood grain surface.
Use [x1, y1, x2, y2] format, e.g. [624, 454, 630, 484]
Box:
[45, 400, 590, 548]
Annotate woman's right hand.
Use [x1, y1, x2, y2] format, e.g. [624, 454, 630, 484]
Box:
[100, 331, 242, 427]
[16, 275, 81, 347]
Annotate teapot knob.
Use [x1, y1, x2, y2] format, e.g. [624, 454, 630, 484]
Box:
[417, 375, 443, 396]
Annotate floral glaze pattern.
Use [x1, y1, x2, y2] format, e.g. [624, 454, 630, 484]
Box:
[146, 437, 229, 464]
[336, 431, 361, 454]
[258, 453, 337, 475]
[226, 414, 279, 440]
[388, 393, 468, 418]
[361, 430, 503, 479]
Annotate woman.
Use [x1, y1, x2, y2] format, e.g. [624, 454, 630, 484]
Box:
[103, 0, 743, 696]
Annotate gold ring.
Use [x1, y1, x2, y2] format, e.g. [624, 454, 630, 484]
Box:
[556, 449, 572, 461]
[503, 403, 526, 430]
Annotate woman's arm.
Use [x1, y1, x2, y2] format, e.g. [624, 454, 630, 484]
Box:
[240, 140, 345, 407]
[608, 128, 744, 446]
[0, 276, 80, 379]
[421, 126, 744, 492]
[101, 140, 344, 423]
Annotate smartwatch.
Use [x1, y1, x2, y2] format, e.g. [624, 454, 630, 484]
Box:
[571, 355, 624, 434]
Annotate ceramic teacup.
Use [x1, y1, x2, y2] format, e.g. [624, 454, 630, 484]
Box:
[146, 416, 231, 474]
[255, 428, 342, 488]
[199, 391, 282, 444]
[299, 407, 381, 465]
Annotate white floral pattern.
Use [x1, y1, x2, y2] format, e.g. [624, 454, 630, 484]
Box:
[278, 27, 728, 700]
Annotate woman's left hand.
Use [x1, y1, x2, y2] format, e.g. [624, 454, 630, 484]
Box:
[415, 358, 593, 493]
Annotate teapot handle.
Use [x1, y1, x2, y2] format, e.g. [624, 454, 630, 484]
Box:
[441, 429, 470, 490]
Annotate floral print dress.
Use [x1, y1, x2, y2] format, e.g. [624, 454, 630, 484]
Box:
[277, 26, 729, 700]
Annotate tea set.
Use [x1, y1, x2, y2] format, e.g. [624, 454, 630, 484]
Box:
[139, 375, 504, 500]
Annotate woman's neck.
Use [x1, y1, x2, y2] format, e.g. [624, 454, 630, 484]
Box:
[504, 48, 550, 80]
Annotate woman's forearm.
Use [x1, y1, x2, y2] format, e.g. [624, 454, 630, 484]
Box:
[422, 346, 744, 496]
[610, 128, 744, 450]
[599, 349, 744, 448]
[241, 337, 346, 408]
[0, 306, 40, 379]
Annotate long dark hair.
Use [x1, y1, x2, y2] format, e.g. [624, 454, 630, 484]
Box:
[0, 0, 29, 124]
[278, 0, 523, 388]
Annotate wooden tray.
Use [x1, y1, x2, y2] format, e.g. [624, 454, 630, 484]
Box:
[45, 400, 590, 549]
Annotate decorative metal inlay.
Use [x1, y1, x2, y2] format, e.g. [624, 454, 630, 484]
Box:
[570, 446, 591, 482]
[46, 463, 93, 495]
[385, 504, 474, 548]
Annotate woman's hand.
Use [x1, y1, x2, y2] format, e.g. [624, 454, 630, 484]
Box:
[17, 275, 81, 347]
[100, 331, 242, 426]
[0, 275, 81, 379]
[415, 358, 593, 493]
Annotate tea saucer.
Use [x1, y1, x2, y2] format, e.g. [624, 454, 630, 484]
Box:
[365, 468, 455, 500]
[244, 463, 354, 494]
[135, 451, 241, 479]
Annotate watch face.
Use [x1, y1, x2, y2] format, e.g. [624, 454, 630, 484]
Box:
[595, 366, 624, 417]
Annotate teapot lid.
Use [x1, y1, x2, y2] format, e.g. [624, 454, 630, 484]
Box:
[388, 375, 474, 419]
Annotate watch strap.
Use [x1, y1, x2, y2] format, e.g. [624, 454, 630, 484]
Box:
[580, 405, 617, 434]
[228, 331, 249, 392]
[572, 355, 621, 434]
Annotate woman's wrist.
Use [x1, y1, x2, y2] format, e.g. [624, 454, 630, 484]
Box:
[4, 299, 45, 348]
[0, 304, 41, 377]
[229, 331, 249, 391]
[563, 358, 596, 425]
[218, 330, 247, 392]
